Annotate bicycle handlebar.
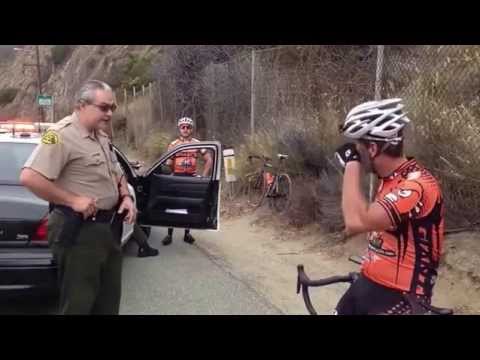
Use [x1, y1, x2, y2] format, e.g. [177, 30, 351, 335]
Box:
[296, 264, 454, 315]
[296, 264, 357, 315]
[297, 265, 356, 291]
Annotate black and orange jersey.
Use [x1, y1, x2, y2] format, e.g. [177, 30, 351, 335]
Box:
[361, 158, 445, 297]
[167, 137, 206, 175]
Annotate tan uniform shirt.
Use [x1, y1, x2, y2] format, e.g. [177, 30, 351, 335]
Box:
[24, 112, 123, 210]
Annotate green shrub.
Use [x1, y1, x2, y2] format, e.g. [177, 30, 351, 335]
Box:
[0, 87, 18, 106]
[120, 53, 155, 89]
[141, 129, 173, 163]
[51, 45, 72, 65]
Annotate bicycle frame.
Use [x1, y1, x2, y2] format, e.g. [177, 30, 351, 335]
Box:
[246, 154, 288, 207]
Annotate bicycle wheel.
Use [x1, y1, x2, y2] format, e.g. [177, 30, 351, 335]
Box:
[247, 173, 267, 207]
[271, 173, 292, 212]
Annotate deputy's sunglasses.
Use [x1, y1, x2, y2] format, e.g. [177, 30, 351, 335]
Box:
[180, 125, 192, 130]
[91, 103, 117, 113]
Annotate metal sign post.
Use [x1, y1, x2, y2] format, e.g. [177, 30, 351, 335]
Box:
[223, 148, 237, 199]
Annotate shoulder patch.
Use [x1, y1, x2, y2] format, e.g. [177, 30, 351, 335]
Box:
[41, 130, 60, 145]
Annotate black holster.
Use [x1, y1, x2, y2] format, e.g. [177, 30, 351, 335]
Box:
[54, 205, 84, 247]
[110, 209, 126, 243]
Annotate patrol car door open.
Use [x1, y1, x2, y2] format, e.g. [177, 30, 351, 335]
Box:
[136, 141, 221, 230]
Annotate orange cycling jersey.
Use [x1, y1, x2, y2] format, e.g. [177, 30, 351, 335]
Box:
[168, 137, 206, 175]
[361, 158, 445, 297]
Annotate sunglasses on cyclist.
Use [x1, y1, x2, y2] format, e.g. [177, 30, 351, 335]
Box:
[180, 125, 192, 130]
[90, 102, 117, 113]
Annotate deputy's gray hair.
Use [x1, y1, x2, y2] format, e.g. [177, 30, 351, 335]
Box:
[74, 80, 112, 108]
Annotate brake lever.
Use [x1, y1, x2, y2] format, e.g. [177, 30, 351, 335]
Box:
[348, 255, 364, 265]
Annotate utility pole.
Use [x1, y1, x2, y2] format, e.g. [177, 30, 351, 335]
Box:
[250, 49, 255, 137]
[14, 46, 45, 122]
[35, 46, 45, 123]
[368, 45, 385, 204]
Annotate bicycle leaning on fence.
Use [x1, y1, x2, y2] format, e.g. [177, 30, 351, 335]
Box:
[296, 256, 454, 315]
[244, 154, 292, 213]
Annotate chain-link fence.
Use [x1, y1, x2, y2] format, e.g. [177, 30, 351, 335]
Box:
[112, 45, 480, 228]
[196, 45, 480, 227]
[198, 45, 377, 179]
[381, 45, 480, 226]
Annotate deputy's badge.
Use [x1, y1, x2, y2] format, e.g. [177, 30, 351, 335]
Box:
[41, 130, 59, 145]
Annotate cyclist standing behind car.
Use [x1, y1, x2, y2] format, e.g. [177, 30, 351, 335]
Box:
[334, 98, 445, 315]
[162, 117, 213, 246]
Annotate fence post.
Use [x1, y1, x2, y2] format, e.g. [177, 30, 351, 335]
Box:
[149, 82, 152, 97]
[158, 82, 165, 123]
[133, 86, 136, 98]
[123, 88, 127, 109]
[370, 45, 385, 201]
[52, 93, 56, 122]
[142, 84, 145, 96]
[250, 49, 256, 137]
[123, 88, 128, 144]
[375, 45, 385, 102]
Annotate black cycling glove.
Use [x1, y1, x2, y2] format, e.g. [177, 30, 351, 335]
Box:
[334, 143, 361, 169]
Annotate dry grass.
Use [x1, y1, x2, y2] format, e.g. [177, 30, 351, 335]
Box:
[232, 46, 480, 232]
[401, 46, 480, 227]
[281, 173, 344, 232]
[139, 129, 173, 166]
[118, 45, 480, 234]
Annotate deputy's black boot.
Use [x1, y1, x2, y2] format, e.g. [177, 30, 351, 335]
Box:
[162, 228, 174, 246]
[183, 230, 195, 244]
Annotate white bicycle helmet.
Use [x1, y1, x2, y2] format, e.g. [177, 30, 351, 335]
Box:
[340, 98, 410, 144]
[177, 117, 194, 128]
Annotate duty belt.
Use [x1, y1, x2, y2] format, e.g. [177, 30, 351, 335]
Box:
[54, 205, 117, 223]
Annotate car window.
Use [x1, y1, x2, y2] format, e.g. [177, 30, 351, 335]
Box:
[0, 142, 37, 184]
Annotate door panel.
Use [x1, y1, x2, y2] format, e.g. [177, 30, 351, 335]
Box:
[138, 141, 221, 230]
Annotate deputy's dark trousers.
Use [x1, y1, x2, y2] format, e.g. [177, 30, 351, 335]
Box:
[48, 209, 123, 315]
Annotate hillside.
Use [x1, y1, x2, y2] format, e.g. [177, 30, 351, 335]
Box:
[0, 45, 161, 121]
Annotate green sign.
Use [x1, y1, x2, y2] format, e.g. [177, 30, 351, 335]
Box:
[37, 95, 53, 107]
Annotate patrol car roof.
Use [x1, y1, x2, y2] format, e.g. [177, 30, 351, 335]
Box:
[0, 134, 41, 144]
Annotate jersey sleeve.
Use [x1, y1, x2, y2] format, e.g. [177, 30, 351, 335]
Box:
[376, 180, 424, 228]
[23, 130, 69, 180]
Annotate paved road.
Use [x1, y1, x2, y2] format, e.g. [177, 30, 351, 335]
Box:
[0, 227, 282, 315]
[120, 227, 282, 315]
